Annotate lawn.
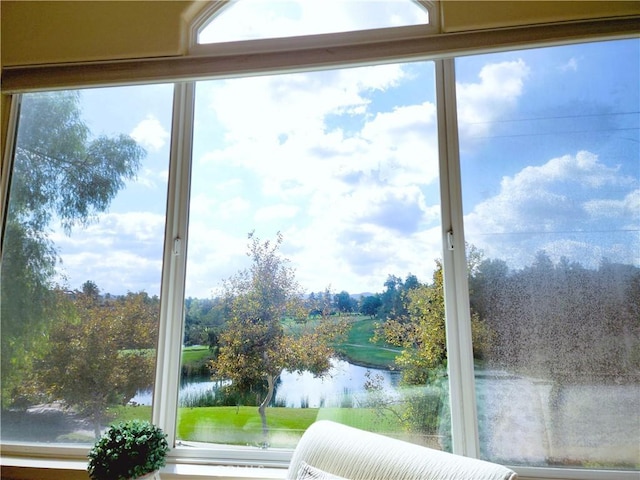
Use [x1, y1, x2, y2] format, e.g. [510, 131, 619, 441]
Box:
[109, 404, 429, 449]
[174, 405, 403, 448]
[176, 406, 318, 447]
[182, 345, 213, 363]
[335, 317, 401, 368]
[181, 345, 215, 376]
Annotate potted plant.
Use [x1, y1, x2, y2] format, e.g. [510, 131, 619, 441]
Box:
[88, 420, 170, 480]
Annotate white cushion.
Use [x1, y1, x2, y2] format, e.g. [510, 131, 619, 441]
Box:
[287, 421, 517, 480]
[296, 461, 348, 480]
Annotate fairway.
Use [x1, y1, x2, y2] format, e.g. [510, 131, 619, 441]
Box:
[336, 317, 401, 368]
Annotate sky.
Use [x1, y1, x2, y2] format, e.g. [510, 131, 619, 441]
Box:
[37, 2, 639, 298]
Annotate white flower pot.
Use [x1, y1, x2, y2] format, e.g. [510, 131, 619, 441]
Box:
[135, 471, 160, 480]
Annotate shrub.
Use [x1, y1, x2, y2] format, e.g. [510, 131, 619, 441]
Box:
[87, 420, 169, 480]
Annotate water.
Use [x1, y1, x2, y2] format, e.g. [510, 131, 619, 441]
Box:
[130, 358, 400, 407]
[275, 358, 401, 408]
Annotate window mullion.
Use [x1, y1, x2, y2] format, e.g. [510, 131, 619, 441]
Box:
[435, 58, 480, 458]
[0, 94, 21, 258]
[153, 81, 196, 445]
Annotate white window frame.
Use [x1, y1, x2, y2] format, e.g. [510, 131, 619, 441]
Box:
[1, 4, 638, 478]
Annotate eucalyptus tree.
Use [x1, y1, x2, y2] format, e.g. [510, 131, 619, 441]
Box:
[1, 91, 144, 408]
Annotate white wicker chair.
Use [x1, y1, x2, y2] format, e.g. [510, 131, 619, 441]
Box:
[287, 421, 517, 480]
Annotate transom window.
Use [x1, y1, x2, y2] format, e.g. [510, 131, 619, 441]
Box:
[195, 0, 434, 45]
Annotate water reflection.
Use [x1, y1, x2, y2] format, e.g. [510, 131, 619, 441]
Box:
[131, 358, 399, 407]
[275, 358, 401, 408]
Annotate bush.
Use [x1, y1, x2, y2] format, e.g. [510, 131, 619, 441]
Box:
[87, 420, 169, 480]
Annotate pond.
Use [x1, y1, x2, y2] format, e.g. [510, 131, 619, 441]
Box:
[131, 358, 401, 408]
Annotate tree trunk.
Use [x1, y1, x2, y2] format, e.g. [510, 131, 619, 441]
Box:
[92, 410, 102, 440]
[258, 374, 275, 448]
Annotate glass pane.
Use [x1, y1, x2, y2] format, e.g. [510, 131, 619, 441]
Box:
[198, 0, 430, 44]
[178, 61, 449, 450]
[458, 39, 639, 469]
[1, 85, 173, 443]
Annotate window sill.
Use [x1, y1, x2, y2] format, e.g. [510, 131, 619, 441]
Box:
[3, 456, 639, 480]
[0, 456, 287, 480]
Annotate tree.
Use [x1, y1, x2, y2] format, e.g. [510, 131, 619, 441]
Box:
[471, 252, 640, 381]
[41, 287, 158, 438]
[209, 232, 345, 445]
[376, 261, 491, 385]
[334, 290, 355, 313]
[183, 297, 226, 347]
[379, 274, 404, 320]
[1, 91, 145, 408]
[360, 294, 382, 318]
[378, 273, 420, 320]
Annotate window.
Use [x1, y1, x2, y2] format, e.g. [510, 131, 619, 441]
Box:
[1, 1, 638, 478]
[195, 0, 433, 44]
[177, 61, 450, 450]
[1, 85, 173, 442]
[457, 39, 639, 469]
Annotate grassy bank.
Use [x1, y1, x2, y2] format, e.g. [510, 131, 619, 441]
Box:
[108, 404, 404, 448]
[181, 345, 214, 376]
[336, 317, 401, 368]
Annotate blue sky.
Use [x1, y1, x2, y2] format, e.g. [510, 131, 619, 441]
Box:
[42, 4, 638, 298]
[458, 40, 639, 269]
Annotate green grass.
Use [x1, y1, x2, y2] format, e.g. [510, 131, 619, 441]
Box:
[181, 345, 215, 377]
[182, 345, 213, 363]
[173, 405, 406, 447]
[336, 318, 401, 368]
[107, 405, 152, 423]
[176, 406, 320, 447]
[109, 404, 435, 449]
[316, 407, 399, 432]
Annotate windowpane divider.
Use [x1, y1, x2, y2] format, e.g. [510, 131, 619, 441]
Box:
[153, 82, 195, 445]
[435, 58, 480, 459]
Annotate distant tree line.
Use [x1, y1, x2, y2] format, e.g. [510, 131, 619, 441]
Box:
[183, 273, 423, 347]
[470, 252, 640, 382]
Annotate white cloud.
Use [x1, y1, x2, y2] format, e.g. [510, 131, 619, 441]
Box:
[130, 115, 169, 152]
[57, 250, 163, 295]
[360, 101, 439, 186]
[583, 188, 640, 221]
[199, 0, 428, 43]
[183, 62, 443, 296]
[219, 197, 252, 220]
[200, 65, 406, 150]
[457, 59, 530, 139]
[255, 204, 300, 222]
[464, 151, 639, 267]
[183, 226, 251, 297]
[52, 211, 166, 293]
[559, 57, 579, 72]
